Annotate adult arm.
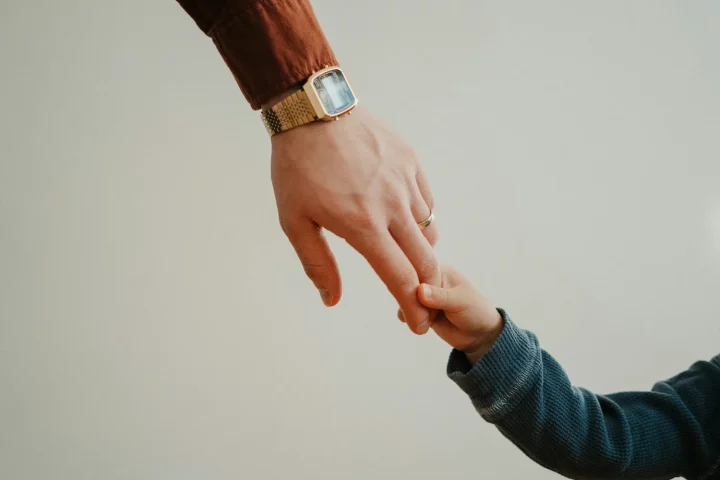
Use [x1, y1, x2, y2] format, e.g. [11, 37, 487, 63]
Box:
[175, 0, 440, 333]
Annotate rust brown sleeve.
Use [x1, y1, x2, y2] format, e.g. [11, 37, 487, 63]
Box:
[176, 0, 337, 110]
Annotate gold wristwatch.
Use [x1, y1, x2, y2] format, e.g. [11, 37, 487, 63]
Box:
[261, 66, 358, 136]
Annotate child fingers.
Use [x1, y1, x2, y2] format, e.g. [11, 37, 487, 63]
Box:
[417, 283, 466, 312]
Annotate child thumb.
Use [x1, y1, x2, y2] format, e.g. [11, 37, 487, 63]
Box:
[418, 284, 462, 310]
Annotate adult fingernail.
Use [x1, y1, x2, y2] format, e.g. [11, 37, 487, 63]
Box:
[422, 284, 432, 298]
[319, 289, 332, 307]
[417, 317, 430, 334]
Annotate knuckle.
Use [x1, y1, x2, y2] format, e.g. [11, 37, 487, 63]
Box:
[301, 262, 326, 280]
[417, 257, 439, 282]
[346, 202, 383, 233]
[399, 143, 418, 161]
[387, 193, 408, 211]
[424, 195, 435, 211]
[396, 267, 418, 291]
[434, 287, 447, 302]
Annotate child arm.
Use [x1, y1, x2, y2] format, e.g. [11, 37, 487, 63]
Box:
[449, 310, 720, 479]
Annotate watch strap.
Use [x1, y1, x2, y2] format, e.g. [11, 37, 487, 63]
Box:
[261, 90, 317, 136]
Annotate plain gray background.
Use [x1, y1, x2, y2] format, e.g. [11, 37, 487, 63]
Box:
[2, 1, 720, 479]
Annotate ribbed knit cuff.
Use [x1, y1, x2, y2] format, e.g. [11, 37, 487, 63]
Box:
[447, 310, 542, 422]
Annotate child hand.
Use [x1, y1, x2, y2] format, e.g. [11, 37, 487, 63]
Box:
[415, 265, 504, 365]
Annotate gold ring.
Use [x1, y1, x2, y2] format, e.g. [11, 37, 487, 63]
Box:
[417, 211, 434, 230]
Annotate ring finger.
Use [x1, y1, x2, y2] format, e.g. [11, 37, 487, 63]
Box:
[408, 187, 439, 247]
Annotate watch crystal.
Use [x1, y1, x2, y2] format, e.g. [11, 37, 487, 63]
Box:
[312, 69, 355, 115]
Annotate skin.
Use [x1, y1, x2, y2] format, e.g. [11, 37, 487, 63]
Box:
[403, 265, 504, 364]
[268, 94, 441, 334]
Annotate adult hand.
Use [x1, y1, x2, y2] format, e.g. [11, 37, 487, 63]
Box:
[270, 105, 440, 334]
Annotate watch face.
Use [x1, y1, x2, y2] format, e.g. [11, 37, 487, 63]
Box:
[312, 69, 356, 115]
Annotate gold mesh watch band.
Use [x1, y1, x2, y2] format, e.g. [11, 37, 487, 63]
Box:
[261, 90, 317, 136]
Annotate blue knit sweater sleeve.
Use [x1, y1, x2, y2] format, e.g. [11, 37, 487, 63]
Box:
[447, 310, 720, 479]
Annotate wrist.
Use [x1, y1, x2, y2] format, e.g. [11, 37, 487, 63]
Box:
[464, 314, 505, 365]
[261, 66, 357, 137]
